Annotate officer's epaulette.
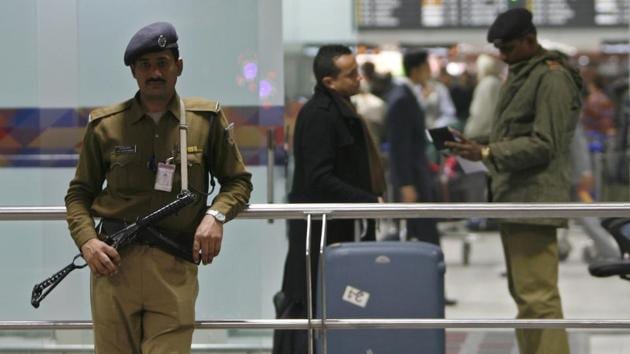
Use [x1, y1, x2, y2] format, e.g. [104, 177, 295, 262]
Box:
[545, 60, 562, 71]
[89, 100, 133, 122]
[183, 97, 221, 113]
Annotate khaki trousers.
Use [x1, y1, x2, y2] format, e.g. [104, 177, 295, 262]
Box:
[91, 244, 198, 354]
[500, 223, 570, 354]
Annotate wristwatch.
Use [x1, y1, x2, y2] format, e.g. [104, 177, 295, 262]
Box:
[480, 146, 492, 161]
[205, 209, 226, 223]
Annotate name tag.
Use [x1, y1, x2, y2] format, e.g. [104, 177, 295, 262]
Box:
[113, 145, 137, 154]
[154, 162, 175, 192]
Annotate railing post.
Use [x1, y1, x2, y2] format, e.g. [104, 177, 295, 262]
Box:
[319, 214, 328, 354]
[266, 129, 275, 224]
[305, 214, 314, 354]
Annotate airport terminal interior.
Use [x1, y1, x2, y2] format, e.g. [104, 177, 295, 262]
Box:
[1, 0, 630, 353]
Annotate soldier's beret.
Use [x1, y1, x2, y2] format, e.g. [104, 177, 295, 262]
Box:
[487, 8, 536, 44]
[124, 22, 178, 66]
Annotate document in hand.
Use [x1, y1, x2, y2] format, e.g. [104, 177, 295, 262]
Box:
[427, 127, 457, 151]
[456, 156, 488, 174]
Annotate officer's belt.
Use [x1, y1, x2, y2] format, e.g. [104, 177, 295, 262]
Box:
[99, 218, 197, 264]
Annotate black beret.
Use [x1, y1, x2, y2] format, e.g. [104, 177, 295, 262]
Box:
[124, 22, 178, 66]
[487, 8, 536, 44]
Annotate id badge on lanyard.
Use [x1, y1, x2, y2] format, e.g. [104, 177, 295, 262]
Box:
[153, 98, 189, 193]
[154, 160, 176, 192]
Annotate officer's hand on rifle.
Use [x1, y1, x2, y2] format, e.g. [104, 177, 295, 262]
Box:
[193, 215, 224, 265]
[81, 238, 121, 277]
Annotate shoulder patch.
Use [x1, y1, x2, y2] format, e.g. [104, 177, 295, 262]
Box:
[89, 100, 133, 121]
[183, 97, 220, 113]
[545, 60, 562, 71]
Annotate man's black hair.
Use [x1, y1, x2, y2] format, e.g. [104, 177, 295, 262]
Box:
[361, 61, 376, 79]
[313, 45, 352, 85]
[403, 50, 428, 78]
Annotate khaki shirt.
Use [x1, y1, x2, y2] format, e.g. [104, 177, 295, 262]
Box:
[65, 92, 252, 248]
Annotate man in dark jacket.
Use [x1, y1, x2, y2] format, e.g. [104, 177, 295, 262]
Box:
[386, 50, 440, 245]
[447, 8, 582, 354]
[273, 44, 385, 354]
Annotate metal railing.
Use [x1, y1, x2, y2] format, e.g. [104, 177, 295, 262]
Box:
[3, 202, 630, 221]
[0, 342, 271, 353]
[2, 202, 630, 353]
[3, 318, 630, 330]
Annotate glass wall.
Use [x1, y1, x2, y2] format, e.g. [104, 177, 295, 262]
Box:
[0, 0, 287, 350]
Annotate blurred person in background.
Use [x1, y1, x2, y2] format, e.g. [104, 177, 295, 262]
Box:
[351, 79, 387, 148]
[361, 60, 394, 100]
[385, 50, 440, 245]
[581, 74, 616, 140]
[464, 54, 502, 145]
[558, 123, 619, 262]
[415, 52, 459, 173]
[443, 69, 475, 127]
[460, 54, 503, 231]
[385, 50, 457, 305]
[609, 77, 630, 185]
[415, 55, 458, 130]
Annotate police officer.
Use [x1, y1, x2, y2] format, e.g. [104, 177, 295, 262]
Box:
[65, 22, 252, 353]
[447, 8, 582, 354]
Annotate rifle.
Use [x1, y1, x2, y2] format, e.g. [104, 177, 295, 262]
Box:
[31, 190, 196, 308]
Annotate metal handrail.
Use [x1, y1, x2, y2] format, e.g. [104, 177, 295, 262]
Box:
[0, 342, 270, 353]
[2, 319, 630, 330]
[2, 202, 630, 345]
[2, 202, 630, 220]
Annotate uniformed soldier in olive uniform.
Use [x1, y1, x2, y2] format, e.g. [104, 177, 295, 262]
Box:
[65, 22, 252, 353]
[447, 8, 582, 354]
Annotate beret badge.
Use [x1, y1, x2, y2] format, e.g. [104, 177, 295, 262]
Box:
[158, 35, 167, 48]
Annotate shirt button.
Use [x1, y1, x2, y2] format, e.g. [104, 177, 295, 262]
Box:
[155, 134, 159, 138]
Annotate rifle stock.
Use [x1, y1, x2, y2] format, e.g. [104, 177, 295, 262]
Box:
[31, 190, 196, 308]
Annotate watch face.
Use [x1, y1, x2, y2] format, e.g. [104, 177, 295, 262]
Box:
[208, 209, 225, 222]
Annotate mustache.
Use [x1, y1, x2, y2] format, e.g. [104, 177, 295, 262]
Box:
[146, 78, 166, 84]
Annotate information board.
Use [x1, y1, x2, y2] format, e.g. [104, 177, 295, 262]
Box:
[355, 0, 629, 29]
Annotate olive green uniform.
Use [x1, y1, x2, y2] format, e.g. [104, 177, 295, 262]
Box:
[484, 49, 582, 354]
[65, 93, 252, 353]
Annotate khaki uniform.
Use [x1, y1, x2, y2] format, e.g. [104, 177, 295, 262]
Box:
[484, 49, 582, 354]
[65, 93, 252, 353]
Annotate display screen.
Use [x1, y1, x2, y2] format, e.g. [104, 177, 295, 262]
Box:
[355, 0, 629, 29]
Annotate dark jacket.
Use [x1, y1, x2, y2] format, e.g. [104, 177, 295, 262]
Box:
[485, 49, 584, 227]
[283, 84, 379, 304]
[386, 82, 435, 201]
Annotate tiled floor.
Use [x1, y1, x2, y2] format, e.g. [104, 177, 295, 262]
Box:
[440, 220, 630, 353]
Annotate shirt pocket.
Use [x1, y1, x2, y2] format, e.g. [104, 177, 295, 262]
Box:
[107, 154, 154, 194]
[186, 152, 206, 193]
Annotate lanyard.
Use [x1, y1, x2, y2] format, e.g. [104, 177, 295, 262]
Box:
[179, 98, 189, 192]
